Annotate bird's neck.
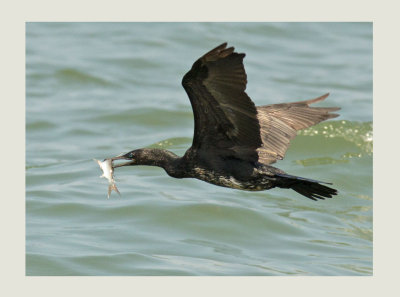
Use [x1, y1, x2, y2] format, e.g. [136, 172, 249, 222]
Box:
[129, 148, 184, 177]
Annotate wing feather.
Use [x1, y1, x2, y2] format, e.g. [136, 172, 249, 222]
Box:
[256, 93, 340, 164]
[182, 43, 261, 162]
[181, 44, 340, 165]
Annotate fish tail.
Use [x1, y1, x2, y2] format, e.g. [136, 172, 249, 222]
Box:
[107, 182, 121, 198]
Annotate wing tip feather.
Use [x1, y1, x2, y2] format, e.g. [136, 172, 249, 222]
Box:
[304, 92, 330, 105]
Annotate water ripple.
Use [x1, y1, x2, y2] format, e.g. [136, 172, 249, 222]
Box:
[26, 22, 372, 276]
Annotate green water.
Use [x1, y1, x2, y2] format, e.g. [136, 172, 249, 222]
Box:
[26, 22, 372, 275]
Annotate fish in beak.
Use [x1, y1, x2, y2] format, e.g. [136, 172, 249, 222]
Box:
[94, 158, 120, 198]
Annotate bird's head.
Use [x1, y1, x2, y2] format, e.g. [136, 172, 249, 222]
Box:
[110, 148, 180, 172]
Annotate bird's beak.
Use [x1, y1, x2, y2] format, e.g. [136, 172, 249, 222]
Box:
[110, 154, 135, 168]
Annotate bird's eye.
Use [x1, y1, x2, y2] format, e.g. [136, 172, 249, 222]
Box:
[124, 152, 133, 159]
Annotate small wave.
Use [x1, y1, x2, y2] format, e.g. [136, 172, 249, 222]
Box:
[299, 120, 373, 155]
[26, 120, 56, 131]
[101, 57, 161, 69]
[55, 68, 115, 86]
[149, 137, 192, 149]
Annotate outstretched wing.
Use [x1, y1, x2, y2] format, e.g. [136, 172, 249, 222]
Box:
[256, 93, 340, 164]
[182, 43, 262, 162]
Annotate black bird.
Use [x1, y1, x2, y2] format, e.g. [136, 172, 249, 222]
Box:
[111, 43, 340, 200]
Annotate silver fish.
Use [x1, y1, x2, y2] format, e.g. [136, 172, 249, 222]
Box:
[94, 158, 120, 198]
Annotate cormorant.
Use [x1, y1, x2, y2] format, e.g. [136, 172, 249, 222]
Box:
[110, 43, 340, 200]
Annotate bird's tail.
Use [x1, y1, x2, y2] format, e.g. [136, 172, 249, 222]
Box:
[275, 173, 338, 201]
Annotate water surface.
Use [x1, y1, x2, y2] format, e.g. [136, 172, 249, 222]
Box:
[26, 22, 372, 275]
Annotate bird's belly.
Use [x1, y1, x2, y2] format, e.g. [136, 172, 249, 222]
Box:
[191, 167, 274, 191]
